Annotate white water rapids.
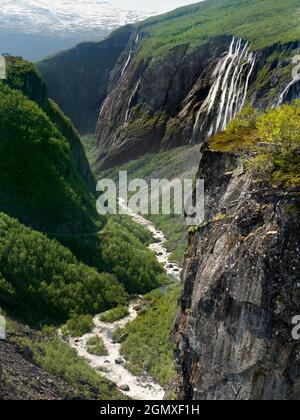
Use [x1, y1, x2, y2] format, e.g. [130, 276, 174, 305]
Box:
[68, 199, 181, 400]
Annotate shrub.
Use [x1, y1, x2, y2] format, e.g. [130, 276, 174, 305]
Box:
[63, 315, 95, 338]
[86, 336, 108, 356]
[100, 305, 129, 323]
[210, 102, 300, 187]
[120, 286, 180, 387]
[112, 326, 126, 343]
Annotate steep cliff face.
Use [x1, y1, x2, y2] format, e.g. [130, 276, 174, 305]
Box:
[172, 150, 300, 400]
[96, 34, 300, 169]
[38, 25, 134, 134]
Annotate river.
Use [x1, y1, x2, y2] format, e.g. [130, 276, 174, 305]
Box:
[68, 199, 182, 400]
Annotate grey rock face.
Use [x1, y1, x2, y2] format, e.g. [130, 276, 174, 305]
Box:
[173, 151, 300, 400]
[96, 35, 300, 170]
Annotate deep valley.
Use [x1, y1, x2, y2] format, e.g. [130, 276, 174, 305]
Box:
[0, 0, 300, 401]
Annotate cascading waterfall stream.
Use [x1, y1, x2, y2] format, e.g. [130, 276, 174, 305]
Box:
[121, 51, 133, 77]
[99, 33, 140, 120]
[192, 37, 256, 142]
[125, 78, 141, 123]
[276, 75, 300, 107]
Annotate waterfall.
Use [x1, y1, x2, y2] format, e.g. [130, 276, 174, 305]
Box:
[121, 51, 133, 77]
[121, 34, 140, 78]
[193, 37, 256, 142]
[276, 75, 300, 107]
[99, 94, 110, 118]
[99, 33, 140, 119]
[125, 78, 141, 123]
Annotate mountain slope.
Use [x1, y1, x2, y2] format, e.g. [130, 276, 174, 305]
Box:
[0, 318, 127, 400]
[38, 0, 300, 141]
[6, 57, 95, 189]
[95, 0, 300, 169]
[38, 26, 134, 134]
[0, 57, 166, 292]
[0, 213, 127, 324]
[137, 0, 300, 58]
[0, 56, 169, 400]
[0, 70, 98, 237]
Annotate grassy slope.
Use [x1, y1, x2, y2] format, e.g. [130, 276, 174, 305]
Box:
[138, 0, 300, 59]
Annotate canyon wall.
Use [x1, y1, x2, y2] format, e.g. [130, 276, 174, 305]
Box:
[172, 150, 300, 400]
[96, 34, 300, 169]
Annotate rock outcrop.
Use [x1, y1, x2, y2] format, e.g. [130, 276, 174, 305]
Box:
[172, 150, 300, 400]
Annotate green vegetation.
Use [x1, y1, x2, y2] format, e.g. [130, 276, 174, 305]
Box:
[210, 102, 300, 186]
[0, 213, 126, 325]
[5, 57, 46, 102]
[0, 211, 167, 325]
[0, 59, 122, 328]
[0, 57, 181, 399]
[81, 134, 99, 168]
[1, 58, 107, 272]
[138, 0, 300, 60]
[101, 217, 167, 293]
[210, 106, 259, 153]
[0, 58, 170, 327]
[100, 305, 129, 323]
[5, 56, 93, 189]
[7, 320, 126, 400]
[0, 81, 98, 235]
[62, 315, 95, 338]
[99, 145, 199, 182]
[248, 52, 294, 105]
[86, 336, 108, 356]
[114, 287, 180, 388]
[121, 111, 167, 139]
